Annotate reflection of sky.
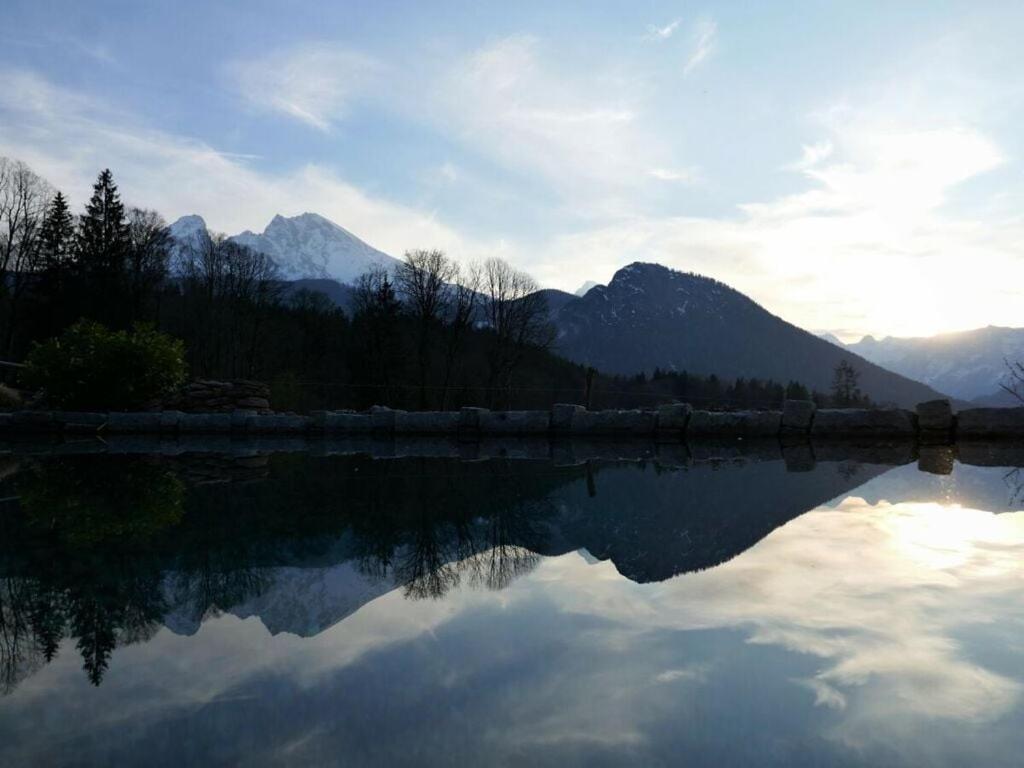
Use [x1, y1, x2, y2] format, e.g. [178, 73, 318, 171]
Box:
[4, 466, 1024, 766]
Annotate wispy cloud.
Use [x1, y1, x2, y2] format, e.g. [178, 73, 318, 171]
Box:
[229, 44, 381, 131]
[647, 166, 700, 183]
[0, 68, 483, 262]
[683, 20, 717, 75]
[645, 18, 682, 41]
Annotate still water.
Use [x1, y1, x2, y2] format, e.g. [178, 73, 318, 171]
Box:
[1, 441, 1023, 766]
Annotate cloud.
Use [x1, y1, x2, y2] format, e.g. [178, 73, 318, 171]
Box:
[683, 20, 717, 75]
[0, 68, 487, 263]
[229, 44, 381, 131]
[647, 166, 700, 183]
[645, 19, 682, 41]
[430, 36, 677, 212]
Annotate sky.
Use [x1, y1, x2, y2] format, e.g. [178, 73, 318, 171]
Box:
[1, 1, 1022, 341]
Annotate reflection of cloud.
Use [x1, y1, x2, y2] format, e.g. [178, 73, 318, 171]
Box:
[546, 496, 1024, 747]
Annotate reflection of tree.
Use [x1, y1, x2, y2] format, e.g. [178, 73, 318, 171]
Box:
[19, 458, 184, 547]
[1004, 468, 1024, 508]
[0, 454, 580, 692]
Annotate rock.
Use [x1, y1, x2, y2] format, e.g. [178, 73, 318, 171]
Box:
[916, 400, 953, 432]
[957, 407, 1024, 438]
[394, 411, 461, 433]
[106, 412, 162, 433]
[811, 409, 916, 437]
[687, 410, 781, 437]
[551, 403, 585, 431]
[782, 400, 816, 432]
[656, 403, 692, 432]
[570, 409, 657, 436]
[479, 410, 550, 434]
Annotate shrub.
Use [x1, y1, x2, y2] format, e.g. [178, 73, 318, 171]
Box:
[21, 320, 186, 411]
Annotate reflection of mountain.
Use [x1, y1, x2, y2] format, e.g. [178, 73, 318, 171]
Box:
[0, 451, 897, 687]
[542, 459, 891, 581]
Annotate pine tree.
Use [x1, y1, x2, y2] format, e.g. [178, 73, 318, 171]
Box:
[38, 191, 74, 273]
[74, 169, 130, 324]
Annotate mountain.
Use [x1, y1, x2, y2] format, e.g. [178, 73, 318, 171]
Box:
[230, 213, 402, 282]
[575, 280, 600, 297]
[167, 213, 212, 264]
[551, 262, 953, 408]
[167, 212, 401, 283]
[817, 331, 844, 347]
[846, 326, 1024, 402]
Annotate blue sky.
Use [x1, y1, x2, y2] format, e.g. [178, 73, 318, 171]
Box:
[2, 1, 1023, 339]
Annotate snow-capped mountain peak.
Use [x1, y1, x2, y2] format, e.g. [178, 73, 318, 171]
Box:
[228, 212, 401, 282]
[167, 212, 402, 284]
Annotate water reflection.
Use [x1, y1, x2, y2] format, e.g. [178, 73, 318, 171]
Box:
[0, 446, 1022, 766]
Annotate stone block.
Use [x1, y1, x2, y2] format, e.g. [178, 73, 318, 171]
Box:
[916, 399, 953, 432]
[178, 413, 232, 433]
[479, 410, 550, 434]
[106, 412, 161, 433]
[956, 408, 1024, 438]
[394, 411, 461, 433]
[323, 412, 372, 432]
[551, 403, 585, 431]
[459, 407, 489, 431]
[656, 403, 692, 432]
[687, 410, 782, 437]
[570, 409, 657, 436]
[810, 409, 916, 437]
[781, 399, 816, 432]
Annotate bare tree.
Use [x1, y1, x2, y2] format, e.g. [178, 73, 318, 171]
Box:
[177, 234, 281, 377]
[481, 257, 553, 408]
[440, 260, 481, 410]
[0, 158, 52, 355]
[1002, 358, 1024, 405]
[353, 265, 402, 404]
[396, 249, 458, 409]
[126, 207, 172, 323]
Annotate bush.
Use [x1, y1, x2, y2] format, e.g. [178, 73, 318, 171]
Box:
[21, 320, 186, 411]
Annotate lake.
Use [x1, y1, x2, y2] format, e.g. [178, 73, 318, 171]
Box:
[1, 440, 1023, 766]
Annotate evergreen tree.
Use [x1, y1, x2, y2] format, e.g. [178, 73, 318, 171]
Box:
[831, 360, 862, 407]
[38, 191, 74, 273]
[74, 169, 130, 325]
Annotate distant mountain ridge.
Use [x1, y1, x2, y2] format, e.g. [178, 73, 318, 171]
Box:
[845, 326, 1024, 403]
[551, 262, 953, 408]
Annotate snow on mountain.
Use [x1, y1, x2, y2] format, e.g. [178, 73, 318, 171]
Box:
[229, 212, 402, 282]
[167, 212, 401, 284]
[574, 280, 600, 297]
[846, 326, 1024, 402]
[167, 214, 212, 264]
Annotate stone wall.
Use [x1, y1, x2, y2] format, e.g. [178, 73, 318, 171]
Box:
[165, 380, 272, 413]
[2, 399, 1023, 440]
